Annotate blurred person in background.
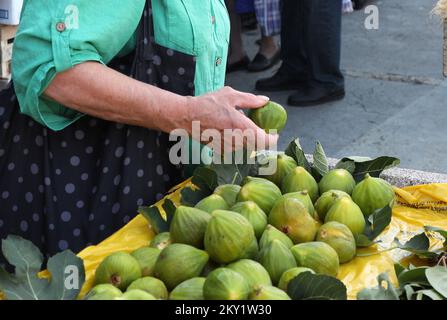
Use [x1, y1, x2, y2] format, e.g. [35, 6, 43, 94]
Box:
[343, 0, 354, 14]
[226, 0, 281, 72]
[256, 0, 345, 106]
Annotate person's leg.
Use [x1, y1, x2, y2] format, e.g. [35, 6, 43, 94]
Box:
[279, 0, 308, 77]
[255, 0, 308, 90]
[226, 0, 250, 71]
[248, 0, 281, 72]
[288, 0, 345, 106]
[304, 0, 344, 90]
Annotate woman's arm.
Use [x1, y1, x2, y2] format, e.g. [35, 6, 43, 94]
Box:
[45, 62, 277, 148]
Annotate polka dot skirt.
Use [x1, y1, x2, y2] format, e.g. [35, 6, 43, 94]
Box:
[0, 89, 182, 258]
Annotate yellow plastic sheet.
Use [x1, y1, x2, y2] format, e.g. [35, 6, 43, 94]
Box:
[1, 181, 446, 300]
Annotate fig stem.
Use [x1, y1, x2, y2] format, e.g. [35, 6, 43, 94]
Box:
[355, 246, 399, 258]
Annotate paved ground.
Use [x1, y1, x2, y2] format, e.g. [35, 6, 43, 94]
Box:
[226, 0, 447, 174]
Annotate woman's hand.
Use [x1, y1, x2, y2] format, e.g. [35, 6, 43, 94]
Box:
[45, 63, 277, 152]
[182, 86, 279, 152]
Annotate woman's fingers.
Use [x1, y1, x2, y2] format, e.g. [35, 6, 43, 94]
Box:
[222, 108, 278, 151]
[233, 91, 270, 109]
[220, 86, 269, 109]
[236, 111, 279, 149]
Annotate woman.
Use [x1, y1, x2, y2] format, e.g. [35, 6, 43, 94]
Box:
[0, 0, 277, 260]
[227, 0, 281, 72]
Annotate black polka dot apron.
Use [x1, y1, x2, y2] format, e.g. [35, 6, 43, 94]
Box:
[0, 0, 196, 264]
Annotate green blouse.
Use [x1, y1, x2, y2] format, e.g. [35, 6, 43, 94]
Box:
[12, 0, 230, 131]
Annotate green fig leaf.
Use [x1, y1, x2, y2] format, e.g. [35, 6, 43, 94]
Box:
[40, 250, 85, 300]
[354, 234, 375, 248]
[180, 186, 211, 207]
[0, 236, 85, 300]
[357, 273, 400, 300]
[191, 166, 219, 191]
[394, 232, 440, 261]
[140, 198, 178, 233]
[139, 206, 169, 234]
[398, 232, 430, 252]
[285, 138, 311, 172]
[335, 156, 400, 182]
[356, 206, 392, 247]
[394, 263, 406, 278]
[397, 267, 429, 286]
[312, 141, 329, 181]
[180, 166, 217, 206]
[367, 205, 393, 240]
[414, 289, 444, 300]
[287, 272, 347, 300]
[162, 199, 177, 227]
[181, 157, 259, 206]
[425, 266, 447, 298]
[210, 162, 258, 186]
[1, 235, 43, 279]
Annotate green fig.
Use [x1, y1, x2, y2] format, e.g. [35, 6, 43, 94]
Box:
[214, 184, 241, 206]
[319, 169, 356, 195]
[314, 190, 351, 221]
[170, 206, 211, 248]
[131, 246, 160, 277]
[204, 210, 256, 264]
[195, 194, 229, 213]
[203, 268, 251, 300]
[259, 224, 294, 249]
[259, 239, 297, 285]
[240, 237, 259, 260]
[249, 285, 291, 300]
[127, 277, 168, 300]
[352, 174, 395, 217]
[169, 277, 206, 300]
[117, 289, 156, 300]
[278, 267, 315, 291]
[281, 191, 317, 220]
[153, 244, 209, 290]
[86, 284, 123, 300]
[262, 154, 297, 186]
[291, 242, 339, 277]
[237, 177, 282, 214]
[269, 197, 319, 244]
[316, 222, 356, 263]
[281, 166, 319, 202]
[227, 259, 272, 290]
[231, 201, 268, 239]
[94, 252, 142, 291]
[241, 176, 269, 186]
[200, 260, 221, 277]
[249, 101, 288, 133]
[325, 197, 366, 235]
[150, 232, 171, 250]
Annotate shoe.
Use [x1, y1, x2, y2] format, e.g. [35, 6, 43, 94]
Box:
[255, 68, 307, 92]
[353, 0, 372, 10]
[247, 51, 281, 72]
[288, 85, 345, 107]
[226, 56, 250, 73]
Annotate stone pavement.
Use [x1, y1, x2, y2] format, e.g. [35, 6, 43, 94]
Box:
[226, 0, 447, 174]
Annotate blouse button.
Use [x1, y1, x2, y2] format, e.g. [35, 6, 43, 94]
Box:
[56, 22, 66, 32]
[211, 16, 216, 24]
[215, 57, 222, 66]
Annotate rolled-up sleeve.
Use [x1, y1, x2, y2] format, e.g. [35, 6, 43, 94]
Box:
[12, 0, 145, 131]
